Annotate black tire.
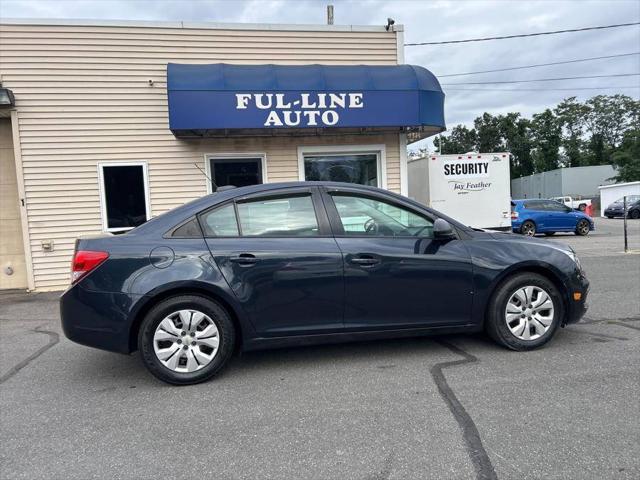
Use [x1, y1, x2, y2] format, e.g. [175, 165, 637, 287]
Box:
[578, 203, 587, 211]
[575, 219, 590, 236]
[544, 232, 555, 236]
[520, 220, 536, 236]
[606, 216, 614, 219]
[485, 273, 563, 351]
[630, 209, 640, 220]
[138, 295, 235, 385]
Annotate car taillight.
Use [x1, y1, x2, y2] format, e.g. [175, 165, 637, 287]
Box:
[511, 211, 519, 220]
[71, 250, 109, 284]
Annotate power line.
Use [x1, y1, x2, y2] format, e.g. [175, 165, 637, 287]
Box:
[405, 21, 640, 46]
[442, 73, 640, 85]
[438, 52, 640, 77]
[446, 86, 640, 92]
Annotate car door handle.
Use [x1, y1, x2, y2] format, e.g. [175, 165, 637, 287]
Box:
[349, 256, 380, 267]
[229, 253, 258, 265]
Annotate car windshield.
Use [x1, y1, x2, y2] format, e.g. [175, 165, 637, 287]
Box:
[615, 195, 640, 203]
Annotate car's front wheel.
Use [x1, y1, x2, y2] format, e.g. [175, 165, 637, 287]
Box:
[486, 273, 562, 351]
[575, 219, 590, 236]
[630, 209, 640, 219]
[138, 295, 235, 385]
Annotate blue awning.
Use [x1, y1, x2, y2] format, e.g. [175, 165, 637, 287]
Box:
[167, 63, 445, 142]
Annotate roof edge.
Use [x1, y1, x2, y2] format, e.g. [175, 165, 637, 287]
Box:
[598, 181, 640, 190]
[0, 17, 403, 33]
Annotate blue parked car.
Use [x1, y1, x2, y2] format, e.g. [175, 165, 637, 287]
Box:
[511, 199, 594, 237]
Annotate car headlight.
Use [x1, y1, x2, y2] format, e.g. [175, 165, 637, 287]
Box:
[566, 248, 584, 273]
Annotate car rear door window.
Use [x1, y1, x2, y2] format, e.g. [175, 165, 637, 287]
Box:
[331, 194, 433, 237]
[524, 200, 546, 210]
[237, 194, 319, 236]
[546, 201, 568, 212]
[200, 204, 239, 237]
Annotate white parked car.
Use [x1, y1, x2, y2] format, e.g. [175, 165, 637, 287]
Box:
[550, 196, 592, 212]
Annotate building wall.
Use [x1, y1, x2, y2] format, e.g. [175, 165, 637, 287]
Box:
[0, 117, 28, 289]
[0, 21, 401, 291]
[511, 165, 617, 199]
[511, 169, 562, 199]
[560, 165, 617, 198]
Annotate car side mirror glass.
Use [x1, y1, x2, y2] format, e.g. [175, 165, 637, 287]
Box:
[433, 218, 455, 240]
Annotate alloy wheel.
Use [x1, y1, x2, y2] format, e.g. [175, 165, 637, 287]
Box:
[153, 309, 220, 373]
[521, 222, 535, 236]
[505, 286, 554, 341]
[577, 220, 590, 235]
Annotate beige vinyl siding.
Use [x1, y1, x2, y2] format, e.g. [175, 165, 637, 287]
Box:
[0, 22, 399, 291]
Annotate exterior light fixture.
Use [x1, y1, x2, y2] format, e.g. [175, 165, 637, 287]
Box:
[385, 18, 395, 31]
[0, 87, 15, 108]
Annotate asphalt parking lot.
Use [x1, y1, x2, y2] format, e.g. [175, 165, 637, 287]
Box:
[1, 217, 638, 480]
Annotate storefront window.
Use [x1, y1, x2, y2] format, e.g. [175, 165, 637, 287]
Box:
[98, 163, 149, 232]
[208, 157, 263, 192]
[304, 154, 378, 186]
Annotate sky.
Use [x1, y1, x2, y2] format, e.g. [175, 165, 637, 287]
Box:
[1, 0, 639, 152]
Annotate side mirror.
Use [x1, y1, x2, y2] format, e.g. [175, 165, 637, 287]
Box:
[433, 218, 456, 240]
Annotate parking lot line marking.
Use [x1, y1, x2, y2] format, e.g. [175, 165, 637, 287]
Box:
[0, 325, 59, 384]
[431, 340, 498, 480]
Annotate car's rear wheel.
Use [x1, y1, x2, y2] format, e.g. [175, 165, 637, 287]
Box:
[138, 295, 235, 385]
[520, 220, 536, 236]
[578, 203, 587, 211]
[486, 273, 563, 351]
[575, 219, 590, 236]
[606, 215, 613, 219]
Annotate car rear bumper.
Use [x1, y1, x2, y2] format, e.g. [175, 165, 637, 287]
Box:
[60, 285, 142, 354]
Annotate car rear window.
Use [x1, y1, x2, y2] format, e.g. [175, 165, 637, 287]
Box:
[200, 204, 240, 237]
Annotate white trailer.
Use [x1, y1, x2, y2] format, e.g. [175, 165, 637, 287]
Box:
[408, 153, 512, 229]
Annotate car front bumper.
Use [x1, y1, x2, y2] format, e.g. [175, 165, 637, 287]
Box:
[564, 270, 590, 325]
[604, 208, 625, 217]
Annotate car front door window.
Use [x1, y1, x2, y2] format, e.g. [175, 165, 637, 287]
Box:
[331, 195, 433, 237]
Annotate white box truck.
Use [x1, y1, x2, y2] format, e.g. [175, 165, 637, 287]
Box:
[408, 153, 512, 230]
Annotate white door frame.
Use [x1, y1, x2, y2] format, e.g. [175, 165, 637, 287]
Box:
[297, 144, 388, 190]
[97, 161, 151, 233]
[204, 153, 267, 194]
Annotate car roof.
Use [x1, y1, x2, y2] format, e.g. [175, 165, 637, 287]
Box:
[130, 181, 469, 236]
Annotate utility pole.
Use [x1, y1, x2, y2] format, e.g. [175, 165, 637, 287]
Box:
[623, 195, 629, 253]
[327, 5, 334, 25]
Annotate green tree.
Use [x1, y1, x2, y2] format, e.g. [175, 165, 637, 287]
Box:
[499, 113, 534, 178]
[583, 95, 639, 164]
[433, 124, 477, 154]
[474, 113, 504, 152]
[611, 129, 640, 182]
[555, 97, 588, 167]
[531, 109, 561, 172]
